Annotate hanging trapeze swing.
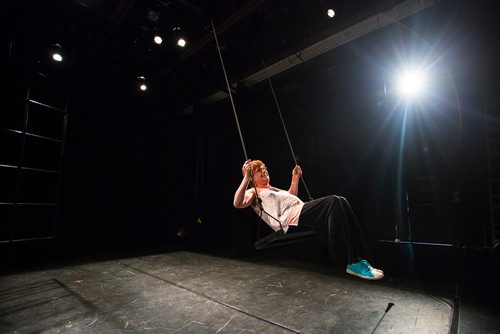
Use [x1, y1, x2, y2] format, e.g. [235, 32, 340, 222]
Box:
[211, 19, 317, 250]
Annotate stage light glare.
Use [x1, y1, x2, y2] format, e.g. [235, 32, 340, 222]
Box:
[137, 75, 147, 91]
[396, 69, 426, 98]
[177, 38, 186, 47]
[153, 35, 163, 45]
[50, 43, 64, 62]
[52, 53, 63, 62]
[327, 9, 335, 18]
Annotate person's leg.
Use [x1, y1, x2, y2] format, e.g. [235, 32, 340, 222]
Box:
[299, 195, 352, 265]
[298, 195, 335, 247]
[336, 196, 373, 264]
[335, 196, 383, 279]
[299, 195, 383, 279]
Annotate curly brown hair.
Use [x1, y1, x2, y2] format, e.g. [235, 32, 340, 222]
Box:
[241, 160, 266, 176]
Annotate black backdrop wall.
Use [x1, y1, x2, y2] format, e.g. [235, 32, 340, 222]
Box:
[2, 0, 498, 266]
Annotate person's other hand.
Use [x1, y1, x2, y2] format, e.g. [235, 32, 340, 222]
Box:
[242, 160, 252, 177]
[292, 165, 302, 177]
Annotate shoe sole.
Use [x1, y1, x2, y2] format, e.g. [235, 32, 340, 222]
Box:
[346, 269, 384, 280]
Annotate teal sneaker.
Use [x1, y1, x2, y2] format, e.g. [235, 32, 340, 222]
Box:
[346, 259, 384, 280]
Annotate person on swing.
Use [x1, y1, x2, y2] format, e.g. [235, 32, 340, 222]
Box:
[233, 159, 384, 280]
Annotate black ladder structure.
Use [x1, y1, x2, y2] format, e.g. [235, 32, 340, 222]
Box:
[485, 100, 500, 248]
[1, 55, 69, 250]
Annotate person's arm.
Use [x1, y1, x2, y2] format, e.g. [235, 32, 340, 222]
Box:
[288, 165, 302, 195]
[233, 160, 256, 208]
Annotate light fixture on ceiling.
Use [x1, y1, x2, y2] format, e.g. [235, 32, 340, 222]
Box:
[137, 75, 147, 91]
[177, 38, 186, 47]
[153, 34, 163, 45]
[147, 8, 160, 22]
[172, 26, 187, 47]
[50, 43, 64, 62]
[327, 8, 335, 18]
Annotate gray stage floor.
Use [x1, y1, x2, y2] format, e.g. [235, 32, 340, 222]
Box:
[0, 251, 453, 333]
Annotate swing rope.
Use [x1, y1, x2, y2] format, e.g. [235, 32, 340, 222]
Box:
[261, 60, 313, 200]
[211, 19, 316, 249]
[211, 18, 248, 161]
[210, 18, 284, 232]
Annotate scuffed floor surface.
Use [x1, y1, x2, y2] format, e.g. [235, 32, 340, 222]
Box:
[0, 251, 453, 333]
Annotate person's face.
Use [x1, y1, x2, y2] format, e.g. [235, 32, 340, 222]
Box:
[253, 166, 270, 186]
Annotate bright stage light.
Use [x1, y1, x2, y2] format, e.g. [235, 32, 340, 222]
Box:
[137, 75, 147, 91]
[396, 69, 426, 98]
[153, 35, 163, 45]
[177, 38, 186, 47]
[172, 26, 186, 47]
[50, 43, 64, 62]
[327, 9, 335, 18]
[52, 53, 63, 62]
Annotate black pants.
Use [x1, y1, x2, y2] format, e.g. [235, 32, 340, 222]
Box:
[298, 195, 372, 266]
